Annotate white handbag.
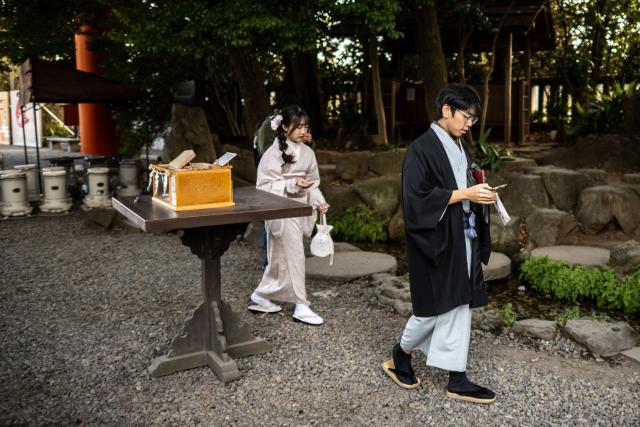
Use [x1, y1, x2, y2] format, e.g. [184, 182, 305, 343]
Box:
[310, 213, 334, 265]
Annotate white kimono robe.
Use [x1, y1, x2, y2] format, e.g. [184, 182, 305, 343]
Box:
[254, 139, 326, 305]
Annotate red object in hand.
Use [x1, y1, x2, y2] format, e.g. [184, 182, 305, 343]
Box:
[472, 169, 486, 184]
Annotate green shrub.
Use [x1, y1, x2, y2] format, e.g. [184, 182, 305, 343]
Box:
[568, 82, 637, 137]
[501, 303, 517, 327]
[329, 206, 387, 244]
[520, 257, 640, 314]
[474, 128, 509, 172]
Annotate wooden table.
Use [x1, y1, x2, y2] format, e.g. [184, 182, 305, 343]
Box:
[112, 187, 312, 382]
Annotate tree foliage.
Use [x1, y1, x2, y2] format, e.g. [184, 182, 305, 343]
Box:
[0, 0, 638, 152]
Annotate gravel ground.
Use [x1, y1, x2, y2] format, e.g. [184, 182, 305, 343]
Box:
[1, 146, 639, 426]
[1, 210, 639, 426]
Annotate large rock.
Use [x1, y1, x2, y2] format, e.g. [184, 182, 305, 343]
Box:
[525, 165, 559, 175]
[501, 174, 551, 217]
[315, 150, 344, 165]
[306, 251, 397, 281]
[482, 252, 512, 281]
[319, 164, 337, 183]
[575, 185, 640, 235]
[163, 104, 217, 163]
[563, 319, 638, 357]
[526, 208, 578, 247]
[368, 150, 406, 176]
[622, 173, 640, 185]
[577, 169, 608, 187]
[222, 143, 256, 183]
[530, 245, 610, 267]
[490, 213, 521, 250]
[387, 207, 405, 241]
[609, 240, 640, 275]
[323, 185, 366, 217]
[374, 275, 413, 317]
[352, 176, 401, 218]
[510, 319, 557, 341]
[335, 151, 370, 182]
[500, 157, 537, 173]
[471, 308, 504, 332]
[541, 168, 589, 211]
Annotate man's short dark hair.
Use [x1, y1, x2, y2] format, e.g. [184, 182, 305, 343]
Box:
[434, 84, 482, 120]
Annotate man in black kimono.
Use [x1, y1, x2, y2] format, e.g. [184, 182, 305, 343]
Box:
[382, 84, 497, 404]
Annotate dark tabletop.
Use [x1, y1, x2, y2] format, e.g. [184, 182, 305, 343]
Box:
[112, 187, 313, 233]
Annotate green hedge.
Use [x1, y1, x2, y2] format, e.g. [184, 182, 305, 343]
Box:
[329, 206, 387, 244]
[519, 257, 640, 314]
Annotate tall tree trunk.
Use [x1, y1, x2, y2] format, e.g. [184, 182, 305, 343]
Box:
[414, 4, 448, 123]
[456, 26, 474, 84]
[288, 52, 325, 137]
[479, 0, 515, 137]
[368, 33, 388, 145]
[228, 47, 271, 136]
[589, 0, 611, 90]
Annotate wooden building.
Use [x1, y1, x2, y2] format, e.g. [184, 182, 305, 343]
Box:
[385, 0, 556, 143]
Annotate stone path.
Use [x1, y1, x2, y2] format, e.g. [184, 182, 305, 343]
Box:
[307, 248, 511, 283]
[306, 251, 397, 281]
[1, 203, 639, 425]
[530, 245, 610, 266]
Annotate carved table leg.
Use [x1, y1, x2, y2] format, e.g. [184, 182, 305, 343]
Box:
[148, 224, 272, 381]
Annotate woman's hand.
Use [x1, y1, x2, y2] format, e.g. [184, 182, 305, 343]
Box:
[317, 202, 330, 214]
[464, 183, 496, 204]
[296, 177, 312, 188]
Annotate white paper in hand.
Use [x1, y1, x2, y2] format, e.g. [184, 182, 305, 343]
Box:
[494, 193, 511, 225]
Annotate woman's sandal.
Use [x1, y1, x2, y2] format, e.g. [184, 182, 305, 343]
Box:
[247, 303, 282, 313]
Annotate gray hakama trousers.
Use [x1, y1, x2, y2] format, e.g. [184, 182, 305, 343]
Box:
[400, 304, 472, 372]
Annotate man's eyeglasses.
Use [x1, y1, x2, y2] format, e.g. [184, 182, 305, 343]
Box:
[451, 107, 479, 125]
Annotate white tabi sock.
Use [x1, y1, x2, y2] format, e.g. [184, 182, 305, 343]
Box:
[251, 292, 272, 307]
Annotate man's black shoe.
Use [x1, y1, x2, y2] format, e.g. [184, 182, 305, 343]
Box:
[382, 343, 420, 389]
[446, 385, 496, 404]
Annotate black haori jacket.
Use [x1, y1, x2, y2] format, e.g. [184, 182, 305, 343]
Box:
[402, 128, 491, 317]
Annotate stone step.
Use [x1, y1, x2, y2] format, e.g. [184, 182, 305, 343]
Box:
[306, 251, 397, 282]
[530, 245, 610, 267]
[621, 347, 640, 365]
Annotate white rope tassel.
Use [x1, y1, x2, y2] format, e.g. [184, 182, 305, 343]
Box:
[147, 170, 155, 192]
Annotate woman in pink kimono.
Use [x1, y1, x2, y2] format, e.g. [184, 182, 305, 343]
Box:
[249, 105, 329, 325]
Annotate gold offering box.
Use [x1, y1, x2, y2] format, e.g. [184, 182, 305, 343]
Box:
[150, 163, 234, 211]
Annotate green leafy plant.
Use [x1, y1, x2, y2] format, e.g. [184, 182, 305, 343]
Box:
[568, 82, 637, 137]
[501, 303, 517, 327]
[43, 121, 71, 138]
[474, 128, 508, 172]
[330, 206, 387, 244]
[553, 306, 581, 322]
[520, 257, 640, 314]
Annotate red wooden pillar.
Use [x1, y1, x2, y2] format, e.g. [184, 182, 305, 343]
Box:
[75, 26, 119, 155]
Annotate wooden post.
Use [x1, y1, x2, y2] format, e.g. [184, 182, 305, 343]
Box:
[504, 32, 513, 145]
[519, 37, 532, 144]
[368, 33, 388, 145]
[75, 26, 119, 155]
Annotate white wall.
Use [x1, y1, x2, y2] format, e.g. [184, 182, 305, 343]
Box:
[10, 90, 43, 147]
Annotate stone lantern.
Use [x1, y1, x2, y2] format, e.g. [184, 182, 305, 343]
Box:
[40, 167, 73, 213]
[0, 170, 33, 218]
[82, 167, 112, 208]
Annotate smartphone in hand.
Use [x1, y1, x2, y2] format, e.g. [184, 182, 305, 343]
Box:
[490, 184, 508, 191]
